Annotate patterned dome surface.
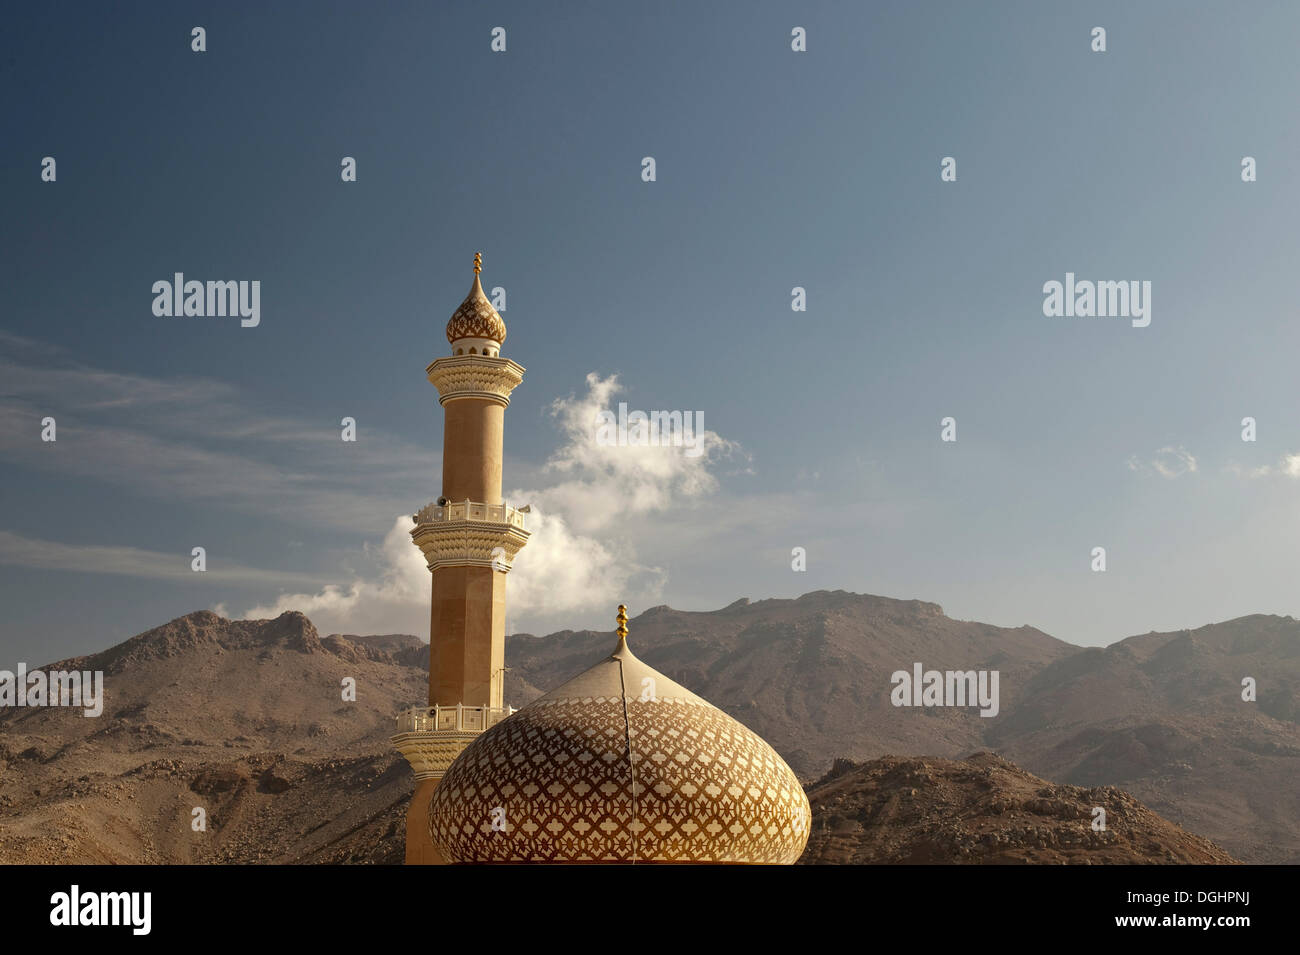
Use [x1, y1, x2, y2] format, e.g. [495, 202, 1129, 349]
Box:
[427, 632, 811, 864]
[446, 273, 507, 345]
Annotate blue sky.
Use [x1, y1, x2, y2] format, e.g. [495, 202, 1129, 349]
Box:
[3, 1, 1300, 666]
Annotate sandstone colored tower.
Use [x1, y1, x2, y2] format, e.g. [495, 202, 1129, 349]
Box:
[391, 253, 528, 864]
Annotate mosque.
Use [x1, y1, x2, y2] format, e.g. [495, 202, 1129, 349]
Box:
[391, 255, 810, 864]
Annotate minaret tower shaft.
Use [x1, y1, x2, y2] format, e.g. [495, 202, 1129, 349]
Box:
[392, 252, 528, 864]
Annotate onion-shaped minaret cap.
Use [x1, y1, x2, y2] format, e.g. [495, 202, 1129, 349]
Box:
[446, 252, 507, 347]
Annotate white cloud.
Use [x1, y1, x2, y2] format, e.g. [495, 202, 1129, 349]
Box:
[522, 373, 742, 534]
[3, 336, 744, 638]
[504, 505, 667, 623]
[1129, 445, 1197, 479]
[235, 373, 735, 636]
[1229, 463, 1273, 478]
[0, 529, 324, 586]
[1227, 452, 1300, 480]
[0, 332, 433, 533]
[240, 515, 430, 635]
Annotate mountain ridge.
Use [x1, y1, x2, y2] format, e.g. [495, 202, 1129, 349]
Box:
[2, 590, 1292, 863]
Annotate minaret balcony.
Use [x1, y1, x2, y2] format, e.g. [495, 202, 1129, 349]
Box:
[391, 704, 518, 780]
[410, 500, 530, 572]
[413, 500, 528, 529]
[394, 703, 517, 734]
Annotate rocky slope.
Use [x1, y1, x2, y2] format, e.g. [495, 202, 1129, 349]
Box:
[0, 611, 427, 864]
[799, 752, 1237, 864]
[992, 615, 1300, 864]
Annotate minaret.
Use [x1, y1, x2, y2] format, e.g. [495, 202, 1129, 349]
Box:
[392, 252, 529, 865]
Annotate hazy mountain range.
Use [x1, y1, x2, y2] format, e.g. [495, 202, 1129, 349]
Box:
[2, 590, 1293, 863]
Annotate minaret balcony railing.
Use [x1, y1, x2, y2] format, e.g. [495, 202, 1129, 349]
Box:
[394, 703, 518, 734]
[412, 500, 527, 529]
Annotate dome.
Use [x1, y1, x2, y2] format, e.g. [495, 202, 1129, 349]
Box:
[446, 253, 506, 348]
[427, 606, 811, 864]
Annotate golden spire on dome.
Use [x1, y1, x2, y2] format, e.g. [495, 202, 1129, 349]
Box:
[615, 604, 630, 654]
[473, 251, 482, 275]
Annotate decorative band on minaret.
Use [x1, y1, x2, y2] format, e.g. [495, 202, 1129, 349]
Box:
[392, 253, 528, 864]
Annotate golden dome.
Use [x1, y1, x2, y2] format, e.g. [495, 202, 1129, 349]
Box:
[446, 252, 507, 346]
[427, 606, 811, 864]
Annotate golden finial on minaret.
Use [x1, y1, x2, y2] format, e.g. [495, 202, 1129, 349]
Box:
[616, 604, 629, 639]
[473, 251, 482, 275]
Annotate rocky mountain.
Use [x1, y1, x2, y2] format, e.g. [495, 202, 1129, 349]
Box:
[1, 591, 1292, 863]
[0, 611, 420, 864]
[506, 591, 1076, 776]
[799, 753, 1236, 864]
[991, 615, 1300, 864]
